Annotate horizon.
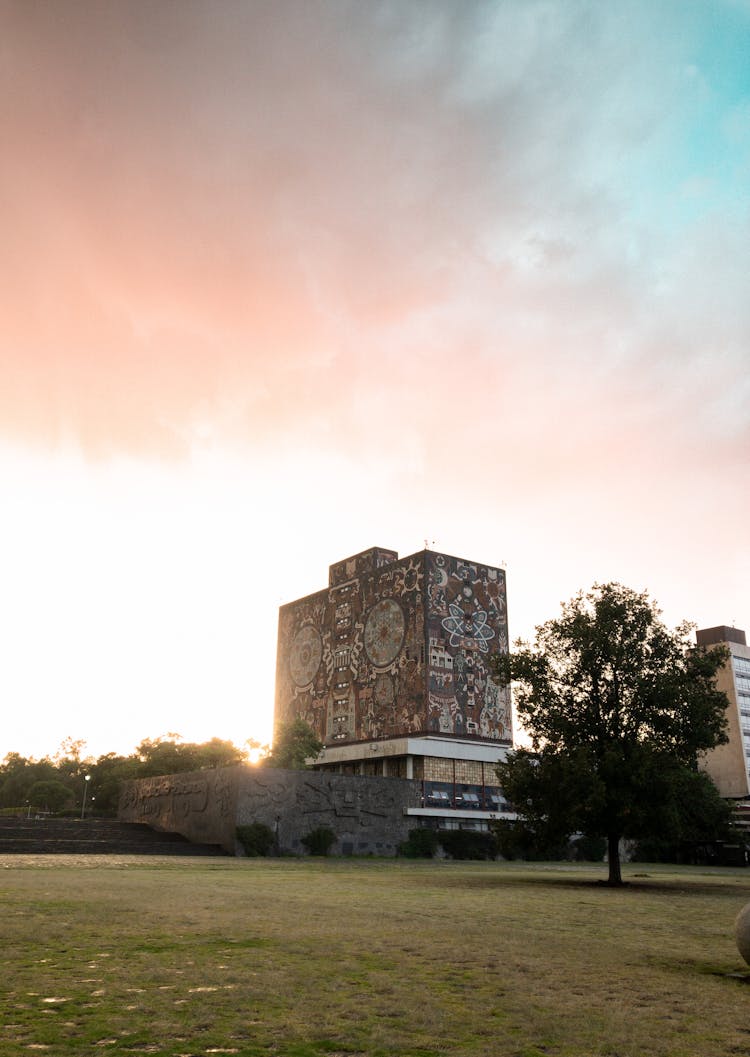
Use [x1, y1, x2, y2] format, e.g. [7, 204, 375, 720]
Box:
[1, 1, 747, 761]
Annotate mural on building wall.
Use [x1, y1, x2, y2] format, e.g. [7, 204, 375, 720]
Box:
[426, 552, 511, 742]
[275, 547, 511, 747]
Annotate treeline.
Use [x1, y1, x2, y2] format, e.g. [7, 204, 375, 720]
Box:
[0, 735, 255, 818]
[1, 720, 324, 819]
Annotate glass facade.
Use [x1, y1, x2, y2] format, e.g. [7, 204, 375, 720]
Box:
[420, 779, 510, 812]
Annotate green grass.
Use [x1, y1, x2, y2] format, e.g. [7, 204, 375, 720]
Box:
[1, 856, 749, 1057]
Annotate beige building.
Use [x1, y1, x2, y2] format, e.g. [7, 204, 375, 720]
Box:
[697, 626, 750, 801]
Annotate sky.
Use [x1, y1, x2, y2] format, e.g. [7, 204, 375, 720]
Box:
[1, 0, 748, 762]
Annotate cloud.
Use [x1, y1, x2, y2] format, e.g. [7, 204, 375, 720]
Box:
[1, 1, 748, 760]
[0, 0, 747, 483]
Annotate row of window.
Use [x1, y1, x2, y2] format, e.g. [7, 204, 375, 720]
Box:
[419, 817, 492, 833]
[421, 781, 511, 813]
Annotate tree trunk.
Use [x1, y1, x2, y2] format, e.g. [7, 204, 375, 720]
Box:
[607, 832, 623, 886]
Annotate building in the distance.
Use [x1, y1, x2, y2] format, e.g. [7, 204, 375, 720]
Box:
[697, 626, 750, 821]
[274, 546, 514, 830]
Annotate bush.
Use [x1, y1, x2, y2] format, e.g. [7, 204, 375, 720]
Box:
[491, 819, 569, 861]
[235, 822, 276, 857]
[437, 829, 498, 861]
[398, 827, 438, 858]
[301, 826, 337, 856]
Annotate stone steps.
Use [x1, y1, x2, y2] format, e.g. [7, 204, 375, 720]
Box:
[0, 816, 228, 856]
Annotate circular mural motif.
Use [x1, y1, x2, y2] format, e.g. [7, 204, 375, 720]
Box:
[289, 625, 323, 687]
[364, 599, 405, 667]
[373, 672, 395, 710]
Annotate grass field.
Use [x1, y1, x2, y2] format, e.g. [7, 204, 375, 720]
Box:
[1, 856, 749, 1057]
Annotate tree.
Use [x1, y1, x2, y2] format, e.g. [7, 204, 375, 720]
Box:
[53, 737, 90, 778]
[27, 779, 75, 813]
[135, 735, 198, 776]
[263, 719, 323, 770]
[190, 737, 246, 770]
[0, 753, 58, 809]
[494, 582, 731, 885]
[86, 753, 142, 816]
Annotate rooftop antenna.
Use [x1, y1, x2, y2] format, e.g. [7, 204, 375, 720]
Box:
[424, 538, 436, 550]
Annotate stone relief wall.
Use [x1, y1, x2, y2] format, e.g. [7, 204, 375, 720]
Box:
[119, 766, 421, 856]
[236, 769, 421, 857]
[119, 765, 242, 852]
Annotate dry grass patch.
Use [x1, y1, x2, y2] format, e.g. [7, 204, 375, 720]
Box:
[0, 856, 749, 1056]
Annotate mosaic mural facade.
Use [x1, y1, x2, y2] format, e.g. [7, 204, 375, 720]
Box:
[275, 547, 512, 746]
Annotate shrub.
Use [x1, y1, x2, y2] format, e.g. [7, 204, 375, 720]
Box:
[492, 818, 569, 861]
[235, 822, 275, 857]
[437, 829, 498, 861]
[301, 826, 337, 856]
[398, 827, 438, 858]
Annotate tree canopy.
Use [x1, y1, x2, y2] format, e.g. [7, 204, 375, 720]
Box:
[263, 719, 323, 770]
[494, 582, 732, 884]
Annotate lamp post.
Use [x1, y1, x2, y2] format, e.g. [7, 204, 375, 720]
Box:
[81, 775, 91, 820]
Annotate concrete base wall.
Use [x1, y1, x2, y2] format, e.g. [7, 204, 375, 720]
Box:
[119, 766, 421, 856]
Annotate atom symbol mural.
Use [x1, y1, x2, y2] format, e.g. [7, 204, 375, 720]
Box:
[441, 603, 495, 653]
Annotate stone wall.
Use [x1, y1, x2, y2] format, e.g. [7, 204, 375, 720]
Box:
[119, 766, 421, 856]
[119, 766, 242, 852]
[236, 769, 421, 856]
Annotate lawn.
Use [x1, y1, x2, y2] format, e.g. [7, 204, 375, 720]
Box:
[1, 856, 749, 1057]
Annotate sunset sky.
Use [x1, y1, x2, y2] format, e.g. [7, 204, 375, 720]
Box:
[1, 0, 748, 762]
